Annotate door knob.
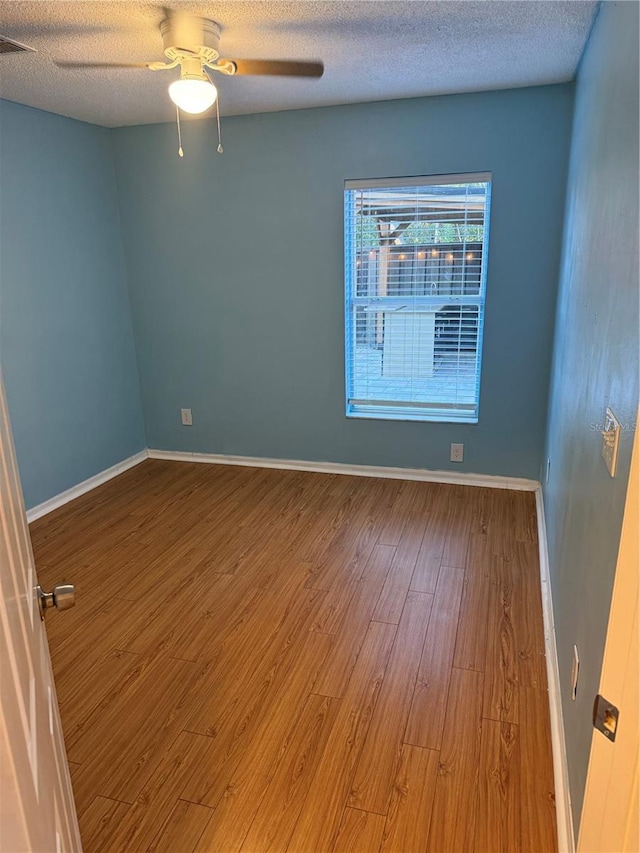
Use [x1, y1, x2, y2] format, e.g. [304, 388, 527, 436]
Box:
[37, 583, 76, 619]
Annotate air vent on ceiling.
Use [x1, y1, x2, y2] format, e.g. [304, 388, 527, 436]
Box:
[0, 35, 36, 55]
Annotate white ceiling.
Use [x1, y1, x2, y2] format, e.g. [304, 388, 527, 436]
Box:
[0, 1, 596, 128]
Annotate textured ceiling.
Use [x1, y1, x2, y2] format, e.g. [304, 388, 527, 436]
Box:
[0, 1, 596, 128]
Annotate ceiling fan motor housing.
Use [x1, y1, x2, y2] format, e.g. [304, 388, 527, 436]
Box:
[160, 16, 221, 65]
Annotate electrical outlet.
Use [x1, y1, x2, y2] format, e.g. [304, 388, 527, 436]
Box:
[181, 408, 192, 426]
[450, 443, 464, 463]
[571, 645, 580, 700]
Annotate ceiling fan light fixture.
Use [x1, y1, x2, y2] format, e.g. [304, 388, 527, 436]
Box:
[168, 74, 217, 114]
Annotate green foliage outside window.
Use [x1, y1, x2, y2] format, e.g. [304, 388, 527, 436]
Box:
[355, 216, 484, 247]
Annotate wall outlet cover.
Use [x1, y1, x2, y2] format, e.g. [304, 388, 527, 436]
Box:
[450, 443, 464, 463]
[181, 408, 192, 426]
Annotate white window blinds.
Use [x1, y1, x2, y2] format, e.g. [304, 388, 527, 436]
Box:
[344, 173, 492, 423]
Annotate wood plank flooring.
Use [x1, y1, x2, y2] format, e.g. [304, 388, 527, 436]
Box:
[31, 460, 557, 852]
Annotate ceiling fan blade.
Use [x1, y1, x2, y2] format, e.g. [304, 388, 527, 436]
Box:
[54, 61, 152, 70]
[232, 59, 324, 78]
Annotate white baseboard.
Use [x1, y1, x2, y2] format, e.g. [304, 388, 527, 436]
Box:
[26, 450, 148, 523]
[535, 487, 575, 853]
[25, 447, 538, 524]
[147, 448, 538, 491]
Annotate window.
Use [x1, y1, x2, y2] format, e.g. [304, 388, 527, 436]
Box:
[345, 173, 492, 423]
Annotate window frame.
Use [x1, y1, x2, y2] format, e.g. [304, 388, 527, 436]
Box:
[344, 172, 492, 424]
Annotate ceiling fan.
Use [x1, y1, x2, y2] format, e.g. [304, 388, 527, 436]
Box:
[55, 11, 324, 116]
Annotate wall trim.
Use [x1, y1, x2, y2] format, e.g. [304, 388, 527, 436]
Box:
[535, 486, 575, 853]
[25, 447, 539, 524]
[147, 448, 538, 491]
[26, 450, 148, 523]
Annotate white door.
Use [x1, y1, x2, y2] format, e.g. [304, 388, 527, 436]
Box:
[0, 372, 82, 852]
[578, 412, 639, 852]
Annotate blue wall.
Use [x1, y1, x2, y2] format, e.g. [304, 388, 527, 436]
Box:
[542, 1, 639, 834]
[112, 85, 574, 479]
[0, 101, 146, 510]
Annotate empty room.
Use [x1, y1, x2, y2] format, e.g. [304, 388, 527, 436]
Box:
[0, 1, 638, 851]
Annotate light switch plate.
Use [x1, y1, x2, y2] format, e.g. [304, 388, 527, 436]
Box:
[601, 407, 620, 477]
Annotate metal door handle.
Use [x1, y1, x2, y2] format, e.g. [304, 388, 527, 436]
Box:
[37, 584, 76, 619]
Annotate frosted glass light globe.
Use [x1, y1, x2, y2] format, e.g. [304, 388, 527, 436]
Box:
[169, 78, 218, 114]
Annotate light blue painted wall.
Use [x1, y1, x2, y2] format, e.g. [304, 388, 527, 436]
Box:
[0, 100, 146, 510]
[542, 1, 639, 834]
[112, 85, 574, 479]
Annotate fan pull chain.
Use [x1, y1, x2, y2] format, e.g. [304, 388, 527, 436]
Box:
[216, 95, 223, 154]
[176, 107, 184, 158]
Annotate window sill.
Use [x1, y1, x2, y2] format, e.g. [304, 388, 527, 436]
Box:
[346, 407, 478, 425]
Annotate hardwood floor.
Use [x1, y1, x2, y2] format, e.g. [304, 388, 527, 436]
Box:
[31, 460, 557, 852]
